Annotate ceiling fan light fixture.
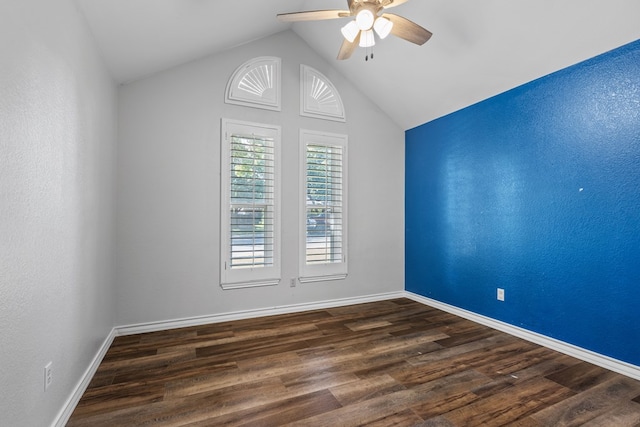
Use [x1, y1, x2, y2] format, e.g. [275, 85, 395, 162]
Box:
[373, 16, 393, 39]
[359, 29, 375, 47]
[276, 0, 433, 61]
[341, 20, 359, 43]
[355, 9, 374, 31]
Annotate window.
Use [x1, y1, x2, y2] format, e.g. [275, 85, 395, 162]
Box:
[221, 119, 281, 289]
[299, 130, 348, 282]
[225, 57, 281, 111]
[300, 65, 346, 122]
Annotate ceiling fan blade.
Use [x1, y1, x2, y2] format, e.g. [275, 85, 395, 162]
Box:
[382, 13, 432, 45]
[337, 32, 361, 60]
[381, 0, 410, 9]
[277, 9, 350, 22]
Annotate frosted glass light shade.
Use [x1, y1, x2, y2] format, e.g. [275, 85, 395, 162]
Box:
[359, 29, 375, 47]
[373, 16, 393, 39]
[341, 20, 359, 43]
[355, 9, 374, 30]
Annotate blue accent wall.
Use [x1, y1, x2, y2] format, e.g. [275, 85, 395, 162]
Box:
[405, 39, 640, 366]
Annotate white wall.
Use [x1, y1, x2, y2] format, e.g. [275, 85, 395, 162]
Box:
[0, 0, 117, 425]
[116, 30, 405, 326]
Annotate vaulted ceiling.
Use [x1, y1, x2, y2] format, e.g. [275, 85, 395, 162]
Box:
[75, 0, 640, 130]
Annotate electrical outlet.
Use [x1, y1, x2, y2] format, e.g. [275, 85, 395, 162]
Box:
[44, 362, 52, 391]
[290, 278, 296, 287]
[497, 288, 505, 302]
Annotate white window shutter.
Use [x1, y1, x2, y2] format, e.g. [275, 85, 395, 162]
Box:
[299, 130, 348, 283]
[221, 119, 281, 289]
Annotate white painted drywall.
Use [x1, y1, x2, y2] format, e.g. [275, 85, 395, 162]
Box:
[0, 0, 117, 425]
[115, 30, 405, 326]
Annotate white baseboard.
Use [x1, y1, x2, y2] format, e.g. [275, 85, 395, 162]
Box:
[405, 291, 640, 381]
[116, 291, 406, 336]
[52, 327, 117, 427]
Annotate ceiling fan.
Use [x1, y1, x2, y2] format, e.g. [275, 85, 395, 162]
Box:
[277, 0, 432, 60]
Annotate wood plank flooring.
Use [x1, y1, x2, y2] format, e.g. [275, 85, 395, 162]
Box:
[67, 299, 640, 426]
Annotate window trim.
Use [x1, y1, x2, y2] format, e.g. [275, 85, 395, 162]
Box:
[298, 129, 348, 283]
[220, 118, 281, 290]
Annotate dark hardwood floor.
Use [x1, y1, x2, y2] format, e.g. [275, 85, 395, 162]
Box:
[67, 298, 640, 426]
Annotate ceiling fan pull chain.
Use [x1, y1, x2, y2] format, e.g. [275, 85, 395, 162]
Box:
[365, 46, 374, 62]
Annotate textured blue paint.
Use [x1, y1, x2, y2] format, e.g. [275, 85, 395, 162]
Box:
[406, 39, 640, 366]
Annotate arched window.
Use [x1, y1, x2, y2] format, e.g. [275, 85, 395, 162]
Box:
[300, 65, 346, 122]
[225, 57, 281, 111]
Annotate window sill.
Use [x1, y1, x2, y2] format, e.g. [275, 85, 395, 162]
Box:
[221, 279, 280, 290]
[298, 274, 347, 284]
